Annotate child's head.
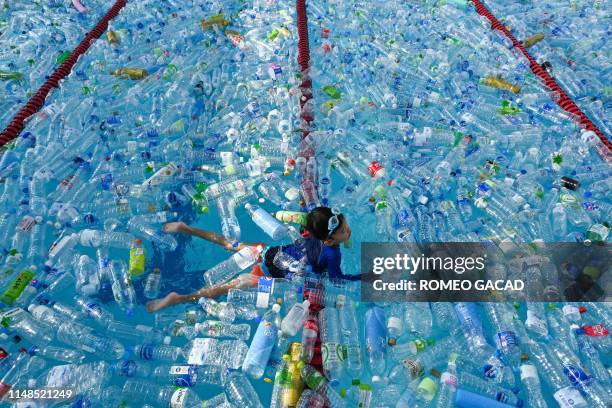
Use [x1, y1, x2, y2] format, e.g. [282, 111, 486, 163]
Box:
[306, 207, 351, 246]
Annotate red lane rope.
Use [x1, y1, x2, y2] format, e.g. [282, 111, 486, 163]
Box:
[470, 0, 611, 159]
[0, 0, 128, 147]
[296, 0, 314, 159]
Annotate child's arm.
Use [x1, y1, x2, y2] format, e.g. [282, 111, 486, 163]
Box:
[164, 221, 258, 252]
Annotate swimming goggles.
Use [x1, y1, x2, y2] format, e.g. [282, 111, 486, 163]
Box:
[327, 207, 342, 237]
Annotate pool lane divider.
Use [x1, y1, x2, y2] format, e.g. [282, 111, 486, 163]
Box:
[470, 0, 611, 160]
[0, 0, 128, 147]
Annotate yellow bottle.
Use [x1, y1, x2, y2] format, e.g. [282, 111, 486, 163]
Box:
[281, 343, 304, 408]
[111, 68, 148, 80]
[129, 239, 145, 278]
[523, 33, 544, 49]
[481, 76, 521, 94]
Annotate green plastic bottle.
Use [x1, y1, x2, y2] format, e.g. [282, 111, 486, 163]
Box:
[1, 266, 35, 305]
[129, 239, 146, 278]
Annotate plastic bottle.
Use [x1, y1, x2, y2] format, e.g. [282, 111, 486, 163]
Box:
[122, 379, 201, 407]
[198, 298, 236, 323]
[217, 197, 241, 242]
[458, 371, 522, 406]
[297, 389, 327, 408]
[242, 303, 281, 379]
[74, 296, 115, 323]
[109, 260, 137, 315]
[225, 370, 264, 408]
[129, 239, 146, 277]
[127, 218, 178, 251]
[434, 354, 459, 408]
[281, 300, 310, 337]
[336, 295, 363, 377]
[106, 321, 165, 344]
[78, 229, 136, 249]
[298, 313, 319, 364]
[194, 320, 251, 340]
[0, 267, 35, 305]
[0, 308, 53, 344]
[203, 245, 263, 287]
[298, 363, 347, 408]
[143, 268, 162, 299]
[319, 306, 344, 385]
[519, 360, 547, 408]
[27, 344, 85, 364]
[365, 306, 387, 384]
[245, 203, 288, 240]
[56, 321, 125, 360]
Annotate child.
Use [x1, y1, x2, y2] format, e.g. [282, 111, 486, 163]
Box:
[146, 207, 360, 313]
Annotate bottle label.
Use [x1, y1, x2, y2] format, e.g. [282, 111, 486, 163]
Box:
[495, 391, 511, 403]
[120, 360, 136, 377]
[0, 348, 7, 359]
[496, 331, 517, 349]
[367, 161, 384, 177]
[169, 366, 195, 387]
[187, 338, 211, 365]
[520, 364, 539, 383]
[402, 359, 424, 378]
[387, 317, 402, 331]
[170, 388, 189, 408]
[234, 247, 257, 270]
[204, 321, 222, 337]
[582, 324, 608, 337]
[322, 342, 345, 365]
[441, 372, 458, 387]
[563, 365, 593, 387]
[256, 277, 274, 308]
[138, 345, 155, 360]
[554, 386, 587, 408]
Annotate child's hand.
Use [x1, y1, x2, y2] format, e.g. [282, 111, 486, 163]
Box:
[163, 221, 187, 233]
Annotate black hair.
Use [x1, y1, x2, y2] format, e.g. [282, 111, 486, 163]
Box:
[306, 207, 345, 241]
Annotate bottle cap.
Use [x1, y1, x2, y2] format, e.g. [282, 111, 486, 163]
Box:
[163, 336, 171, 345]
[352, 379, 360, 385]
[388, 338, 396, 346]
[520, 353, 529, 361]
[417, 377, 437, 400]
[296, 360, 305, 369]
[371, 375, 382, 384]
[272, 303, 281, 313]
[430, 368, 441, 378]
[340, 388, 346, 398]
[578, 306, 587, 313]
[135, 239, 142, 245]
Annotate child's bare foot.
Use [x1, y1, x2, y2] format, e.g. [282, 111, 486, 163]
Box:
[146, 292, 181, 313]
[163, 221, 186, 234]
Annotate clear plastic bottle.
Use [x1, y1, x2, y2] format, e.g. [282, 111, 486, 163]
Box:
[365, 306, 387, 384]
[0, 308, 53, 344]
[109, 260, 137, 315]
[217, 197, 241, 242]
[202, 245, 263, 287]
[143, 268, 162, 299]
[245, 203, 288, 240]
[56, 321, 125, 360]
[122, 379, 201, 407]
[519, 360, 547, 408]
[242, 304, 281, 379]
[194, 320, 251, 340]
[458, 371, 522, 406]
[131, 343, 182, 362]
[281, 300, 310, 337]
[434, 354, 458, 408]
[78, 229, 135, 249]
[298, 313, 319, 364]
[127, 218, 178, 251]
[297, 389, 326, 408]
[319, 306, 344, 385]
[27, 344, 85, 364]
[404, 303, 433, 339]
[74, 296, 115, 323]
[198, 298, 236, 322]
[224, 371, 264, 408]
[106, 321, 165, 344]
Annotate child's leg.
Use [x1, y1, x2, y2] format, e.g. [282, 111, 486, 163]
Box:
[163, 221, 260, 252]
[146, 273, 257, 313]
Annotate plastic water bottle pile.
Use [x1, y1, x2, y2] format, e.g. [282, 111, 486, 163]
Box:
[0, 0, 111, 130]
[0, 0, 610, 407]
[479, 0, 610, 137]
